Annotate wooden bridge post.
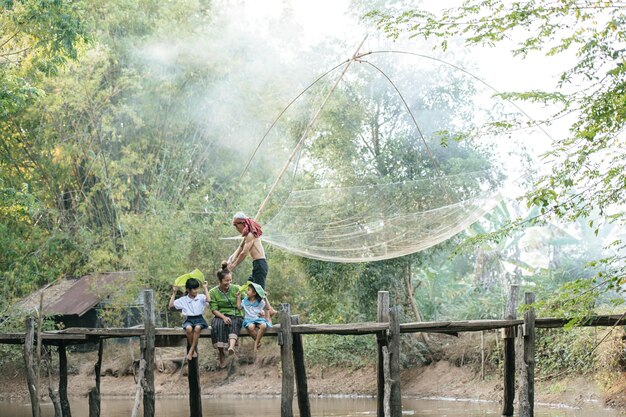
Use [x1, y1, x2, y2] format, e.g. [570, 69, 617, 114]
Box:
[279, 303, 295, 417]
[502, 284, 519, 416]
[142, 289, 156, 417]
[377, 291, 390, 417]
[187, 351, 202, 417]
[291, 315, 311, 417]
[388, 307, 402, 417]
[24, 317, 41, 417]
[517, 292, 535, 417]
[89, 338, 104, 417]
[58, 343, 72, 417]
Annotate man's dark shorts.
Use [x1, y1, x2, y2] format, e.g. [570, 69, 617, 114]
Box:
[248, 258, 268, 289]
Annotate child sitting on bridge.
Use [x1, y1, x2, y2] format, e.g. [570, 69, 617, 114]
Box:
[237, 282, 272, 352]
[169, 277, 210, 361]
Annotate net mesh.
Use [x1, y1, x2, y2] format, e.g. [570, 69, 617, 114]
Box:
[237, 50, 542, 262]
[262, 172, 503, 262]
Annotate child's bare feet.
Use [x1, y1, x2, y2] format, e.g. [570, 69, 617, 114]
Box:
[228, 347, 235, 356]
[219, 350, 226, 368]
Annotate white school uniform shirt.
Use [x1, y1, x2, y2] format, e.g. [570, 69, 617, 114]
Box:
[173, 294, 207, 316]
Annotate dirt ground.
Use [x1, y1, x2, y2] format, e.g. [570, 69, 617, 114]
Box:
[0, 336, 621, 410]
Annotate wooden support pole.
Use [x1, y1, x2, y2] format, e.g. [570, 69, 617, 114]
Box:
[89, 338, 103, 417]
[88, 389, 99, 417]
[131, 358, 146, 417]
[480, 331, 485, 381]
[377, 291, 390, 417]
[187, 343, 202, 417]
[58, 344, 72, 417]
[502, 284, 519, 416]
[24, 317, 41, 417]
[143, 289, 156, 417]
[388, 307, 402, 417]
[291, 315, 311, 417]
[36, 294, 43, 401]
[382, 346, 391, 417]
[48, 384, 62, 417]
[517, 292, 535, 417]
[279, 304, 295, 417]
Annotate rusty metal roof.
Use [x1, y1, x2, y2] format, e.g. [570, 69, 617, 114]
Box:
[16, 272, 134, 317]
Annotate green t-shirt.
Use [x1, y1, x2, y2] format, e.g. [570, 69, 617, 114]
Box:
[208, 284, 243, 317]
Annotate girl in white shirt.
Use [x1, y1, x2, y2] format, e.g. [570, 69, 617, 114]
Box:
[169, 278, 210, 361]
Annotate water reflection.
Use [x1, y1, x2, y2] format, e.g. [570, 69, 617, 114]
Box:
[0, 396, 620, 417]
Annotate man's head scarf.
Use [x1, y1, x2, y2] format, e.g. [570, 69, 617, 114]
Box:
[233, 212, 263, 238]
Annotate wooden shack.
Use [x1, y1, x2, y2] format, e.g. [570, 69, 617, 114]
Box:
[14, 272, 141, 330]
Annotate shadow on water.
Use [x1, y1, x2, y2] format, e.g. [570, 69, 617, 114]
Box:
[0, 396, 621, 416]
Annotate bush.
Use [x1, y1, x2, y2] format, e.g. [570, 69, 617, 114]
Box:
[304, 334, 376, 368]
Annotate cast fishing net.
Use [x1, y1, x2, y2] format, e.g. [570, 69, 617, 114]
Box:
[238, 47, 543, 263]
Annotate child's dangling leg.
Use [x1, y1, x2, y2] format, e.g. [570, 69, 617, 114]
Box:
[184, 325, 193, 359]
[187, 325, 202, 361]
[254, 322, 267, 352]
[247, 323, 258, 341]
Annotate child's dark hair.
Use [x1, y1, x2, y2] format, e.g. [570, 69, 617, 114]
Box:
[185, 278, 200, 290]
[216, 261, 231, 281]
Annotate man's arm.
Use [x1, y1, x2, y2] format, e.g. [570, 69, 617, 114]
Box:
[228, 233, 254, 271]
[227, 238, 245, 264]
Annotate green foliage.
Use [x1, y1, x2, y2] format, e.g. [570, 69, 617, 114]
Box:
[366, 0, 626, 298]
[535, 328, 597, 377]
[304, 334, 376, 368]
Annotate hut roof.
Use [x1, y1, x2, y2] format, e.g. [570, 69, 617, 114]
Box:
[16, 272, 134, 317]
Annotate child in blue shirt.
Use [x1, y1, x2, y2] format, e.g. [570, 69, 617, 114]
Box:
[237, 282, 272, 352]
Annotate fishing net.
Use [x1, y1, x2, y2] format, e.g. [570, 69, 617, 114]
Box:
[238, 49, 543, 263]
[262, 172, 504, 262]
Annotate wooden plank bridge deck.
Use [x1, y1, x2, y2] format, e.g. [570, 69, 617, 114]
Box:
[2, 315, 625, 344]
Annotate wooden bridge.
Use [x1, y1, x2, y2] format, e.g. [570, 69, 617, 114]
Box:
[2, 286, 626, 417]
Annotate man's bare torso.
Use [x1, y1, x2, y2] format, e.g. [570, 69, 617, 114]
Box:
[248, 235, 266, 260]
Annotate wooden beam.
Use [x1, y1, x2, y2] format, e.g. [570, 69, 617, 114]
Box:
[377, 291, 389, 417]
[187, 349, 202, 417]
[89, 339, 103, 417]
[58, 344, 72, 417]
[291, 315, 311, 417]
[88, 388, 99, 417]
[280, 304, 295, 417]
[131, 359, 146, 417]
[502, 284, 519, 416]
[518, 292, 535, 417]
[142, 289, 156, 417]
[388, 307, 402, 417]
[24, 317, 41, 417]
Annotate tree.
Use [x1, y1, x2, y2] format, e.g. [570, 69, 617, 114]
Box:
[367, 0, 626, 289]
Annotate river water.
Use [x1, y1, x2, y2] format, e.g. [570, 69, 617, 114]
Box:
[0, 396, 621, 417]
